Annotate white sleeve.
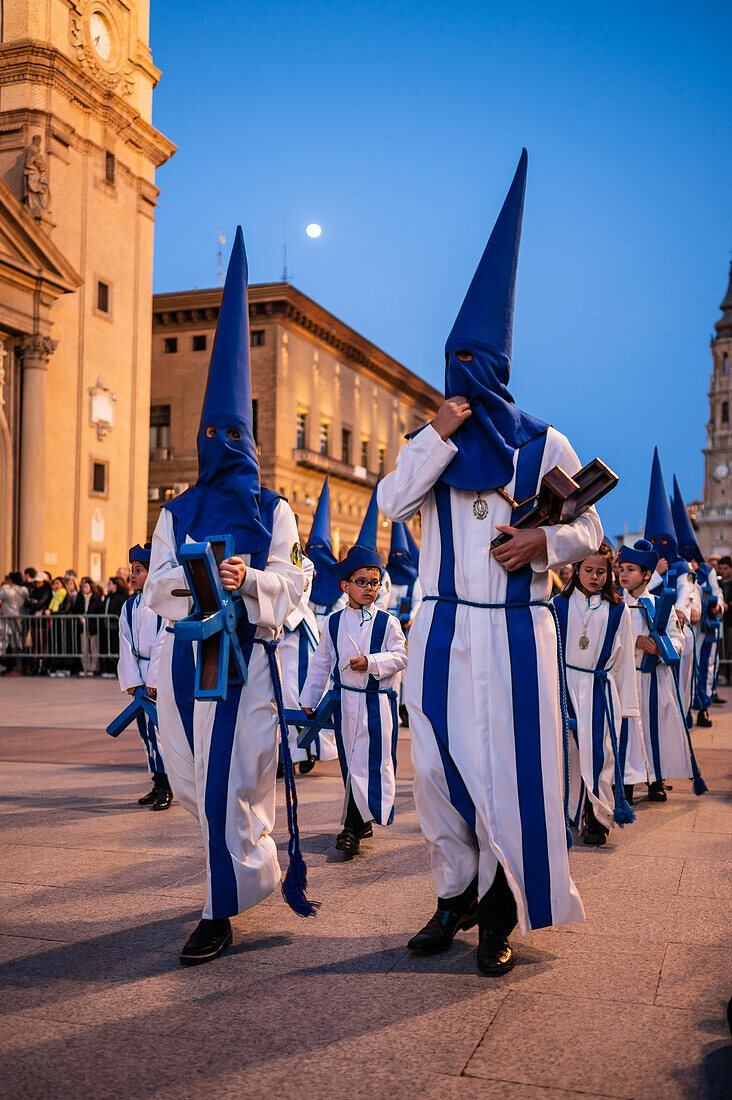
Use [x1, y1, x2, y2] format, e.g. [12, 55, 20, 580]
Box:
[144, 508, 191, 622]
[300, 626, 335, 708]
[410, 577, 423, 621]
[365, 615, 408, 679]
[146, 614, 168, 689]
[378, 424, 457, 522]
[117, 608, 142, 692]
[613, 605, 640, 718]
[284, 556, 313, 631]
[238, 500, 305, 632]
[536, 431, 604, 570]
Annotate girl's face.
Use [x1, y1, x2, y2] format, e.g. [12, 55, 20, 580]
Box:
[81, 580, 91, 595]
[578, 555, 608, 595]
[51, 579, 62, 592]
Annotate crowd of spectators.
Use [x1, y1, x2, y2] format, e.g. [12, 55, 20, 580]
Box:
[0, 565, 133, 678]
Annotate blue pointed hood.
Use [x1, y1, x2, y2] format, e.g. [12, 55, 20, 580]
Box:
[355, 482, 380, 551]
[440, 149, 548, 493]
[405, 525, 420, 566]
[387, 522, 419, 586]
[643, 448, 678, 562]
[305, 477, 342, 607]
[165, 227, 270, 554]
[671, 477, 703, 563]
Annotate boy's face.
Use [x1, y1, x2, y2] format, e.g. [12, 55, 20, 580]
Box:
[340, 566, 381, 607]
[618, 562, 649, 593]
[129, 561, 149, 593]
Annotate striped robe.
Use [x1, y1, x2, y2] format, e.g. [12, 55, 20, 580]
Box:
[379, 423, 603, 934]
[554, 591, 639, 829]
[622, 587, 691, 783]
[280, 556, 338, 762]
[145, 496, 303, 921]
[300, 605, 407, 825]
[118, 592, 167, 775]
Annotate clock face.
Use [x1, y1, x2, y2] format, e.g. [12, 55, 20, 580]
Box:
[715, 462, 729, 481]
[89, 12, 112, 61]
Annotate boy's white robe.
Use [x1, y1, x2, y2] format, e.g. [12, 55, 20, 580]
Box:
[280, 556, 337, 762]
[310, 593, 347, 635]
[145, 500, 304, 920]
[118, 592, 167, 775]
[623, 586, 691, 783]
[300, 605, 407, 825]
[379, 423, 603, 933]
[558, 591, 640, 829]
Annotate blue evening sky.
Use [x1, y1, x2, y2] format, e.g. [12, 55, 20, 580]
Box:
[149, 0, 731, 539]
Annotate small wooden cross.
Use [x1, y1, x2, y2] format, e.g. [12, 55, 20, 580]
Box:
[172, 533, 248, 701]
[106, 685, 158, 738]
[637, 588, 680, 674]
[283, 688, 340, 752]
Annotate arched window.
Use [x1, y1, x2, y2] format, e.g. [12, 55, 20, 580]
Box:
[724, 352, 729, 374]
[722, 401, 729, 425]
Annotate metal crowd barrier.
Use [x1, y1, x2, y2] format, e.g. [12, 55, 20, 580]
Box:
[0, 614, 120, 672]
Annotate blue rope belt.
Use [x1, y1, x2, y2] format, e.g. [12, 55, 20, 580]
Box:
[564, 663, 635, 824]
[422, 594, 574, 846]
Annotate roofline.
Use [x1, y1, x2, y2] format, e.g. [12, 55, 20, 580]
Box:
[153, 282, 444, 409]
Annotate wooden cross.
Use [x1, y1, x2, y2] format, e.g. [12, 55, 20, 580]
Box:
[637, 589, 680, 674]
[283, 688, 340, 752]
[172, 533, 248, 701]
[106, 685, 158, 738]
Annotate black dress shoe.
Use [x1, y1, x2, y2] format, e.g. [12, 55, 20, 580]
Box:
[334, 826, 360, 858]
[623, 784, 634, 806]
[298, 757, 316, 775]
[152, 788, 173, 811]
[696, 709, 713, 728]
[407, 900, 478, 954]
[179, 918, 232, 966]
[581, 801, 609, 845]
[138, 785, 156, 806]
[399, 703, 410, 728]
[476, 929, 515, 975]
[647, 779, 668, 802]
[712, 695, 726, 705]
[358, 822, 373, 839]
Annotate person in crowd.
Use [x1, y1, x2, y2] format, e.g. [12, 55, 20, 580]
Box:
[719, 556, 732, 685]
[0, 572, 28, 674]
[554, 544, 639, 845]
[301, 545, 408, 858]
[73, 577, 104, 676]
[27, 572, 52, 674]
[45, 577, 72, 677]
[100, 576, 128, 677]
[617, 540, 706, 803]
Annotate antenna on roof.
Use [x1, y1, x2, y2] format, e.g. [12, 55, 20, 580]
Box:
[217, 234, 226, 287]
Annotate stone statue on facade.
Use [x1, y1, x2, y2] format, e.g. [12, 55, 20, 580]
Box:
[22, 135, 50, 218]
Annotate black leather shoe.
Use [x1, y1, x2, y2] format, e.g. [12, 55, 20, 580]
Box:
[623, 784, 634, 806]
[399, 704, 410, 728]
[581, 801, 609, 845]
[647, 779, 668, 802]
[696, 709, 713, 728]
[335, 826, 360, 857]
[407, 900, 478, 953]
[138, 785, 156, 806]
[476, 929, 515, 975]
[152, 788, 173, 811]
[358, 822, 373, 839]
[179, 918, 232, 966]
[298, 757, 316, 775]
[712, 695, 726, 705]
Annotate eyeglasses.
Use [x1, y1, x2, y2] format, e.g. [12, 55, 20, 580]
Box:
[348, 578, 381, 589]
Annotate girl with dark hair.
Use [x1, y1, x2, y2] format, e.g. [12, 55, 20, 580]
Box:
[553, 543, 640, 845]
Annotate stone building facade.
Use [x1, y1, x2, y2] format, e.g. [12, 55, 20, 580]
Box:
[0, 0, 174, 576]
[697, 263, 732, 557]
[149, 283, 443, 557]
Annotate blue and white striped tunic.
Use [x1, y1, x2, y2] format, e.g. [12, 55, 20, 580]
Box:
[301, 605, 407, 825]
[378, 423, 603, 933]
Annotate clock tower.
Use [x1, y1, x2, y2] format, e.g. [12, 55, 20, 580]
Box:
[698, 263, 732, 557]
[0, 1, 175, 575]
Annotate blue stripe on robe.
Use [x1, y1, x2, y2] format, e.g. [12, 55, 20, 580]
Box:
[204, 683, 244, 918]
[366, 610, 389, 824]
[328, 610, 349, 787]
[422, 482, 476, 832]
[590, 603, 624, 796]
[648, 669, 663, 782]
[505, 432, 553, 929]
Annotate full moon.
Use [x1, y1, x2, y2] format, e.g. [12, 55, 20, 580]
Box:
[305, 223, 322, 238]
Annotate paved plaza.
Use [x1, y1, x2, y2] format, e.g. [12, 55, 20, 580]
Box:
[0, 678, 730, 1099]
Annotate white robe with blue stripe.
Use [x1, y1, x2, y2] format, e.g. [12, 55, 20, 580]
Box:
[280, 556, 338, 762]
[145, 499, 304, 921]
[379, 423, 603, 934]
[622, 587, 691, 784]
[300, 605, 407, 825]
[555, 591, 639, 829]
[118, 593, 167, 775]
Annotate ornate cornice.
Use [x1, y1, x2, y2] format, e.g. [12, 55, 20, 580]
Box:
[0, 42, 176, 167]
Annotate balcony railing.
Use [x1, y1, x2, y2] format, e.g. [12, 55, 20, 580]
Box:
[292, 447, 378, 486]
[695, 503, 732, 521]
[149, 447, 171, 461]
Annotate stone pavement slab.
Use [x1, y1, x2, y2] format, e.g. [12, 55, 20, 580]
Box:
[0, 679, 730, 1098]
